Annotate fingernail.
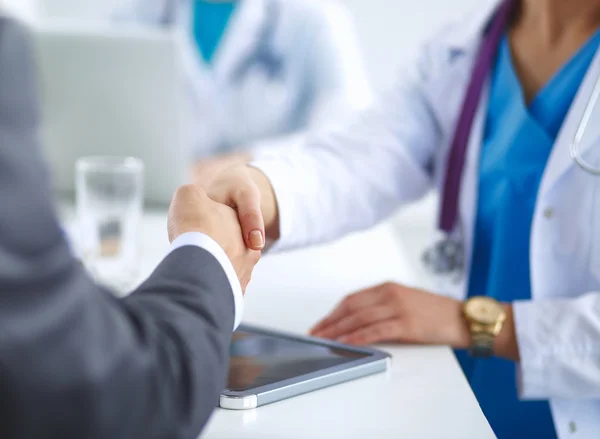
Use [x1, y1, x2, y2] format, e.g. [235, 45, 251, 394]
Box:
[249, 230, 265, 249]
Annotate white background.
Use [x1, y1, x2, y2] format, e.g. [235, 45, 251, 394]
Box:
[5, 0, 489, 90]
[2, 0, 491, 284]
[342, 0, 490, 90]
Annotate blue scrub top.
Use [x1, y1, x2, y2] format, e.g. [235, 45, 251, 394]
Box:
[193, 1, 237, 64]
[456, 30, 600, 439]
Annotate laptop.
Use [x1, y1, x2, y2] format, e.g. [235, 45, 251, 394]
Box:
[32, 22, 193, 205]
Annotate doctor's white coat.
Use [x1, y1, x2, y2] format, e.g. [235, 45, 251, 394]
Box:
[252, 2, 600, 437]
[116, 0, 372, 158]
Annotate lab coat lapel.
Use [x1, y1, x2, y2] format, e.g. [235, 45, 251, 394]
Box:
[175, 0, 212, 85]
[538, 47, 600, 197]
[440, 0, 501, 50]
[432, 1, 497, 299]
[212, 0, 268, 83]
[173, 0, 231, 155]
[457, 86, 489, 297]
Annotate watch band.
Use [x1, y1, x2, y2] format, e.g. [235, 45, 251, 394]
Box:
[469, 332, 495, 358]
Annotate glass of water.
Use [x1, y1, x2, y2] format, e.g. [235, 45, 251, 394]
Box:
[76, 156, 144, 294]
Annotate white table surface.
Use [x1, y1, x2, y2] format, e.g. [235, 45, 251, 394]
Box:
[64, 207, 495, 439]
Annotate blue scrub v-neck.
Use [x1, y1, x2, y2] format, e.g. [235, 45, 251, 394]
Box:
[193, 1, 237, 64]
[456, 30, 600, 439]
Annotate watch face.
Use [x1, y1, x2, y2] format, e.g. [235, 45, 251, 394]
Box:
[465, 297, 505, 325]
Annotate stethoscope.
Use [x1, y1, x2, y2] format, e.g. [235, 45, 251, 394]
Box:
[423, 0, 600, 279]
[571, 65, 600, 175]
[161, 0, 285, 83]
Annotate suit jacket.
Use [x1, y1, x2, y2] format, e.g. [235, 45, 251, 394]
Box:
[0, 17, 235, 439]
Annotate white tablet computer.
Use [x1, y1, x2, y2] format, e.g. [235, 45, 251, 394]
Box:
[220, 325, 391, 410]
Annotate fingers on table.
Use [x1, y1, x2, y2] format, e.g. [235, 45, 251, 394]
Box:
[314, 306, 395, 341]
[310, 286, 392, 339]
[338, 320, 401, 345]
[310, 288, 377, 334]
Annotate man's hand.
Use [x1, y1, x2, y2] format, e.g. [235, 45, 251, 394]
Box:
[207, 165, 279, 250]
[168, 184, 261, 291]
[310, 282, 520, 361]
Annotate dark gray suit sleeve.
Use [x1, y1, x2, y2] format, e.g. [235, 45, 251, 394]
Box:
[0, 18, 235, 439]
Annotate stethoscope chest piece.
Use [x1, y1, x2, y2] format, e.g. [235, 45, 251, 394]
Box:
[422, 236, 465, 283]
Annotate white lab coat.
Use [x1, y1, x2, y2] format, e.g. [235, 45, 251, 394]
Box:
[116, 0, 372, 158]
[252, 1, 600, 437]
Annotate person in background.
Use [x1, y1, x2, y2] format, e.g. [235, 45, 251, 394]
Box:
[116, 0, 372, 186]
[0, 15, 260, 439]
[204, 0, 600, 437]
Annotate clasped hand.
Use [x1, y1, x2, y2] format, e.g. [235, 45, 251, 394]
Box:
[167, 184, 261, 292]
[167, 164, 274, 294]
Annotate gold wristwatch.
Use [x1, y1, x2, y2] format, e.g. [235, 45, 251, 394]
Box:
[463, 297, 507, 358]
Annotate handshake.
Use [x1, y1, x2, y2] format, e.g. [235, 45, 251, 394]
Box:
[167, 165, 277, 292]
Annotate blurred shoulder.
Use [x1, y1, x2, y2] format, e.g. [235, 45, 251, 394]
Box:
[274, 0, 353, 25]
[0, 16, 33, 70]
[0, 15, 38, 125]
[0, 15, 33, 56]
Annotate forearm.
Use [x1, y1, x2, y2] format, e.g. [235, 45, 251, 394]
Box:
[433, 299, 519, 361]
[0, 247, 234, 439]
[248, 71, 439, 252]
[494, 304, 521, 362]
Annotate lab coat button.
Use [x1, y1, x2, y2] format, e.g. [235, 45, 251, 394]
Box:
[543, 208, 554, 219]
[569, 421, 577, 433]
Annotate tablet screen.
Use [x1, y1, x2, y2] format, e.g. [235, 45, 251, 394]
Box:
[227, 329, 370, 392]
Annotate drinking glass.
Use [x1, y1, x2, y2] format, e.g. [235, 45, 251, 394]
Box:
[76, 156, 144, 294]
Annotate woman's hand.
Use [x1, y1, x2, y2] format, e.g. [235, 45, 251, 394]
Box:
[191, 152, 252, 189]
[205, 165, 280, 250]
[310, 282, 471, 347]
[311, 282, 520, 361]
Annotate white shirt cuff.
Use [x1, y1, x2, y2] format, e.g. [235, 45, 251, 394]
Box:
[169, 232, 243, 331]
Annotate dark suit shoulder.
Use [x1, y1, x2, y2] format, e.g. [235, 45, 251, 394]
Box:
[0, 16, 39, 127]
